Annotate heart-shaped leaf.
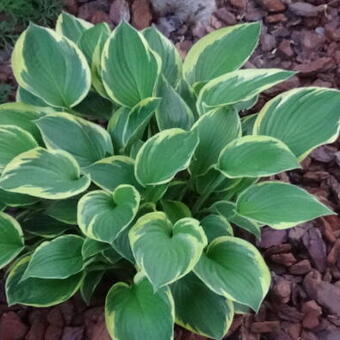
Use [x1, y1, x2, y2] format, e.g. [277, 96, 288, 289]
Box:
[135, 129, 199, 186]
[0, 148, 91, 199]
[0, 212, 24, 269]
[171, 273, 234, 339]
[22, 235, 84, 280]
[6, 256, 83, 307]
[36, 112, 113, 168]
[12, 24, 91, 108]
[217, 135, 300, 178]
[78, 185, 140, 244]
[194, 236, 271, 311]
[236, 181, 333, 229]
[129, 212, 207, 289]
[105, 274, 174, 340]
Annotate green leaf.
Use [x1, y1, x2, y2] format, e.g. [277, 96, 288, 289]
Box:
[36, 112, 113, 168]
[129, 212, 207, 289]
[85, 156, 141, 191]
[16, 86, 50, 108]
[161, 200, 191, 224]
[78, 185, 140, 244]
[156, 76, 194, 131]
[197, 69, 294, 114]
[102, 22, 160, 107]
[208, 200, 261, 238]
[135, 129, 198, 186]
[194, 236, 271, 311]
[171, 273, 234, 339]
[0, 212, 24, 269]
[236, 181, 333, 229]
[234, 95, 258, 112]
[217, 135, 300, 178]
[78, 23, 111, 98]
[56, 12, 93, 43]
[190, 107, 241, 176]
[241, 113, 258, 136]
[22, 213, 72, 238]
[183, 22, 260, 85]
[0, 189, 39, 207]
[254, 87, 340, 160]
[0, 102, 46, 143]
[22, 235, 84, 280]
[0, 126, 38, 172]
[81, 270, 104, 305]
[82, 238, 111, 260]
[200, 214, 233, 243]
[195, 168, 240, 196]
[108, 98, 160, 152]
[105, 274, 174, 340]
[12, 24, 91, 108]
[143, 26, 182, 86]
[6, 256, 83, 307]
[112, 224, 134, 263]
[0, 147, 91, 199]
[45, 197, 78, 225]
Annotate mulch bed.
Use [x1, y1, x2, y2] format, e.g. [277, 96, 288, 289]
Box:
[1, 0, 340, 339]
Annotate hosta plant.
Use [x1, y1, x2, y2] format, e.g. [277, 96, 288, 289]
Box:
[0, 12, 339, 340]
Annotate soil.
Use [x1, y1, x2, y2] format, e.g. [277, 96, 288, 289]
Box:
[1, 0, 340, 339]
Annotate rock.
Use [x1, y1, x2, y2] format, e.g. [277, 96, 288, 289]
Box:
[294, 57, 334, 76]
[272, 278, 291, 303]
[327, 239, 340, 265]
[63, 0, 78, 15]
[230, 0, 246, 9]
[301, 30, 325, 51]
[109, 0, 130, 25]
[302, 227, 327, 272]
[310, 146, 337, 163]
[59, 302, 74, 327]
[285, 322, 302, 339]
[278, 39, 294, 58]
[47, 308, 64, 328]
[91, 10, 110, 24]
[288, 2, 323, 17]
[266, 14, 287, 23]
[261, 33, 276, 51]
[131, 0, 152, 30]
[302, 300, 322, 329]
[258, 0, 286, 12]
[61, 327, 84, 340]
[176, 41, 192, 59]
[317, 329, 340, 340]
[44, 325, 63, 340]
[271, 253, 297, 266]
[260, 228, 288, 248]
[289, 260, 312, 275]
[215, 8, 237, 25]
[251, 321, 281, 333]
[90, 316, 111, 340]
[316, 281, 340, 316]
[0, 312, 28, 340]
[277, 305, 304, 322]
[25, 311, 47, 340]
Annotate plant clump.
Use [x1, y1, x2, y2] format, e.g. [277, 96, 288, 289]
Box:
[0, 12, 340, 340]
